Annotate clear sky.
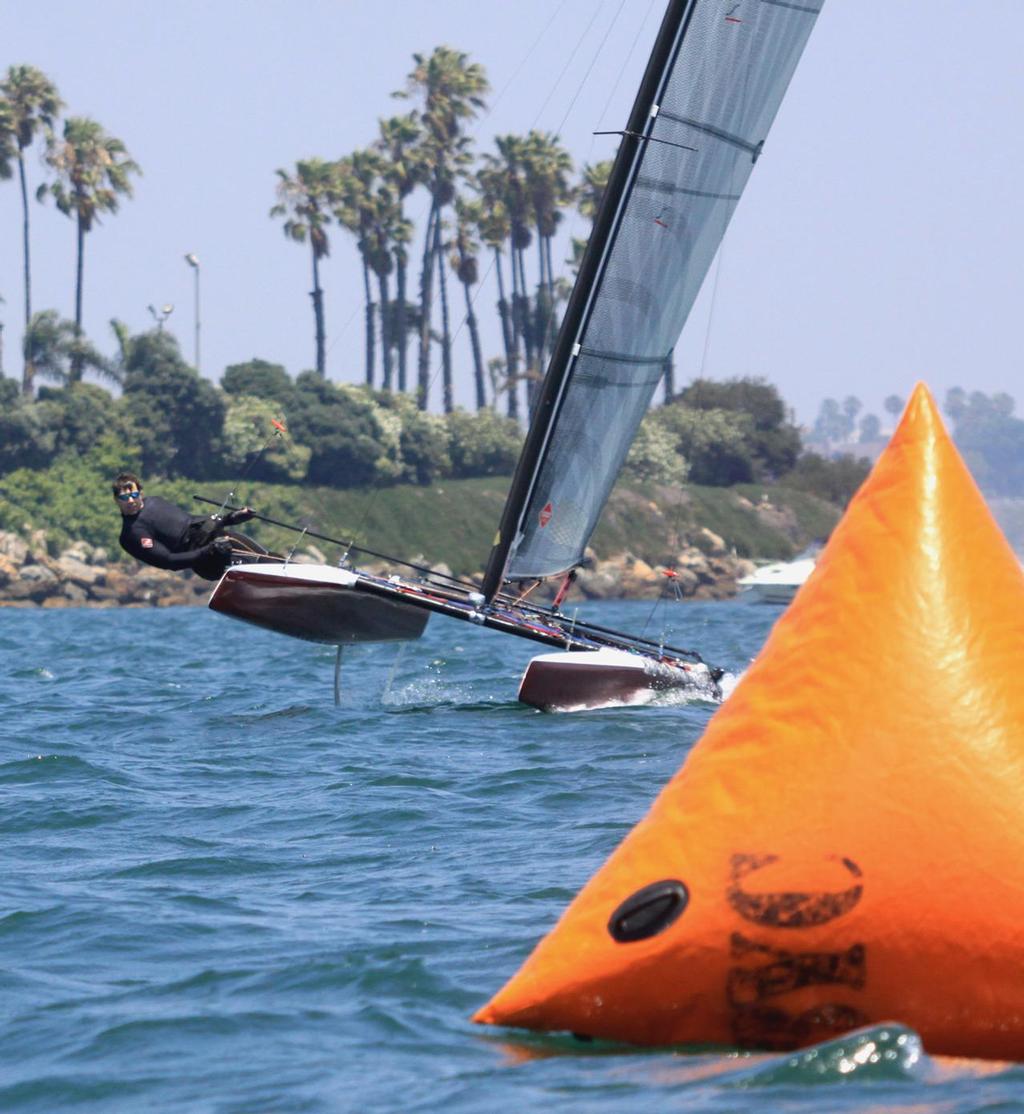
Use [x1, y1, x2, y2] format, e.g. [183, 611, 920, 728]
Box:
[2, 1, 1021, 425]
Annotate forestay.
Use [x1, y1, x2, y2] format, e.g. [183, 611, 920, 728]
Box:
[484, 0, 823, 593]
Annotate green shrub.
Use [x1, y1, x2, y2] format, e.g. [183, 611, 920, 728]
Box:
[786, 453, 870, 506]
[445, 408, 521, 478]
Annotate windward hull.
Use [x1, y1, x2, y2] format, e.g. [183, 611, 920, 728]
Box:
[209, 563, 429, 645]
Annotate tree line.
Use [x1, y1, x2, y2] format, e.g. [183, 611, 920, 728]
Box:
[0, 64, 140, 393]
[0, 329, 525, 492]
[0, 52, 612, 421]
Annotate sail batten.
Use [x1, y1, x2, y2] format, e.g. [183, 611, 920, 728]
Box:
[482, 0, 823, 594]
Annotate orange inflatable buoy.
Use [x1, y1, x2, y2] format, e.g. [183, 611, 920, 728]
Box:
[474, 384, 1024, 1060]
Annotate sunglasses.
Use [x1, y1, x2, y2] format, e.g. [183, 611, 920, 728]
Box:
[116, 491, 142, 502]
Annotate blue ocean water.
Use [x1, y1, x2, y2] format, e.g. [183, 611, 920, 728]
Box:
[1, 600, 1021, 1112]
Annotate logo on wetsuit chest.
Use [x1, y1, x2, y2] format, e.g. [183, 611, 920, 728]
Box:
[140, 536, 154, 548]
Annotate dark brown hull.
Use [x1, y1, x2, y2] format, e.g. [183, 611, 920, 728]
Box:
[209, 564, 429, 645]
[518, 649, 712, 712]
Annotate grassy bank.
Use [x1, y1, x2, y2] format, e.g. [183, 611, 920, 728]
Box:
[0, 456, 840, 576]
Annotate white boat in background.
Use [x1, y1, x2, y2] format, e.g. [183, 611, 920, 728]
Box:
[737, 545, 820, 604]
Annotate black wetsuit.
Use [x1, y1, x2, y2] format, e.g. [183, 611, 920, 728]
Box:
[118, 495, 224, 575]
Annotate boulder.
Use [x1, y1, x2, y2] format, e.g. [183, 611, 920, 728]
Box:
[86, 584, 119, 602]
[28, 528, 50, 560]
[575, 565, 623, 599]
[62, 541, 93, 564]
[56, 555, 104, 587]
[696, 527, 727, 555]
[3, 581, 40, 601]
[19, 563, 57, 584]
[0, 531, 28, 565]
[0, 554, 19, 588]
[61, 582, 89, 604]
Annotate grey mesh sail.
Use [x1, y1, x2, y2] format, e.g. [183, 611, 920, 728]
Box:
[483, 0, 823, 595]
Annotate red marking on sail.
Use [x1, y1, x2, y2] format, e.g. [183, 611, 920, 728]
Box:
[539, 503, 553, 528]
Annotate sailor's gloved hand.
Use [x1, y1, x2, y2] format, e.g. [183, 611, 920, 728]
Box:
[206, 537, 234, 557]
[223, 506, 255, 526]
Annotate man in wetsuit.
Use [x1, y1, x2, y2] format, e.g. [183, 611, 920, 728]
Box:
[113, 471, 255, 580]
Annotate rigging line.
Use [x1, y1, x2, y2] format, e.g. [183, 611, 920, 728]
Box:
[326, 4, 589, 397]
[596, 0, 660, 126]
[697, 29, 758, 384]
[362, 0, 590, 390]
[530, 1, 608, 131]
[481, 0, 572, 124]
[382, 0, 573, 377]
[324, 299, 363, 358]
[552, 0, 628, 138]
[529, 0, 638, 380]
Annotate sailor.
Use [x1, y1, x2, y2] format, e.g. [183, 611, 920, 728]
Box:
[112, 471, 255, 581]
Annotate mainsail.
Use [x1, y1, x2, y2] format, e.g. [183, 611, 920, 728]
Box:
[482, 0, 823, 598]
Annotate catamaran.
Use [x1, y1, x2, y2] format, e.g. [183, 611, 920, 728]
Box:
[209, 0, 824, 710]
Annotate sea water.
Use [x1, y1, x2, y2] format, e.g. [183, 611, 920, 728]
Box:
[1, 600, 1020, 1112]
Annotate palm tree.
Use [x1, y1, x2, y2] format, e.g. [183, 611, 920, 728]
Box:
[38, 116, 139, 378]
[450, 197, 486, 409]
[270, 158, 338, 377]
[576, 159, 613, 223]
[336, 148, 404, 389]
[397, 46, 488, 410]
[483, 136, 534, 408]
[23, 309, 114, 386]
[433, 211, 455, 412]
[474, 167, 518, 421]
[0, 65, 63, 397]
[376, 113, 423, 393]
[522, 130, 573, 390]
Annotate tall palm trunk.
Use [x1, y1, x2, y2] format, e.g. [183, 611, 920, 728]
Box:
[362, 259, 375, 386]
[395, 255, 408, 393]
[507, 238, 525, 421]
[493, 249, 518, 422]
[17, 153, 33, 396]
[515, 247, 537, 416]
[542, 234, 556, 362]
[462, 279, 485, 410]
[72, 211, 85, 380]
[663, 348, 675, 402]
[533, 231, 547, 371]
[433, 216, 453, 414]
[378, 272, 393, 391]
[416, 202, 439, 410]
[311, 245, 326, 376]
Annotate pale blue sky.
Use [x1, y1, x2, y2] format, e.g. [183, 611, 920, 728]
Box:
[2, 1, 1021, 424]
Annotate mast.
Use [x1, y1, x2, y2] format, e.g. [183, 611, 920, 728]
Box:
[482, 0, 697, 602]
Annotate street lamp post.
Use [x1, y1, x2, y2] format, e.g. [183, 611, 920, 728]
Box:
[148, 303, 174, 331]
[184, 253, 200, 372]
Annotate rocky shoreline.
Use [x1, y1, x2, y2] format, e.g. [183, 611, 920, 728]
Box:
[0, 528, 755, 609]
